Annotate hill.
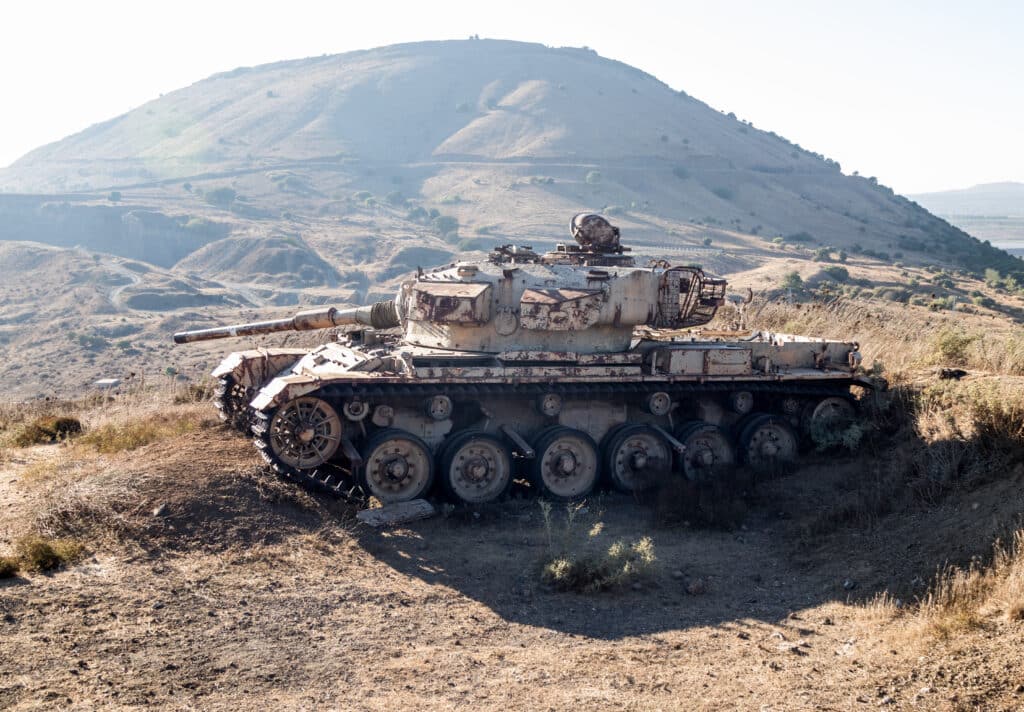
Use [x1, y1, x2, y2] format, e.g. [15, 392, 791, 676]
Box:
[0, 39, 1022, 397]
[1, 40, 1012, 272]
[909, 182, 1024, 216]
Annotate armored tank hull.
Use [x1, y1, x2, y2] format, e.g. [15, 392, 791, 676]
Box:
[175, 214, 883, 505]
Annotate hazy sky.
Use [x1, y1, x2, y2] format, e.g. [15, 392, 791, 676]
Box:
[2, 0, 1020, 194]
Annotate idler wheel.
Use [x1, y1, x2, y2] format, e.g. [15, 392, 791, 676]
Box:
[360, 428, 434, 503]
[601, 424, 671, 492]
[530, 426, 599, 501]
[802, 396, 857, 449]
[675, 421, 735, 482]
[267, 397, 343, 470]
[737, 414, 798, 474]
[439, 431, 512, 504]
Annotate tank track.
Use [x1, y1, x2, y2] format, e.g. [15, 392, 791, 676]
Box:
[214, 376, 253, 434]
[247, 377, 863, 500]
[250, 410, 363, 501]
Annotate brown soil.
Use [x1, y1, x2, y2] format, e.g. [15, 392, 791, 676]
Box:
[1, 422, 1023, 711]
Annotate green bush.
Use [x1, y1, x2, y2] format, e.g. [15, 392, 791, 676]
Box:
[204, 187, 237, 207]
[711, 186, 734, 201]
[585, 170, 602, 185]
[672, 165, 689, 180]
[0, 557, 18, 578]
[933, 328, 976, 365]
[822, 265, 849, 282]
[537, 501, 655, 593]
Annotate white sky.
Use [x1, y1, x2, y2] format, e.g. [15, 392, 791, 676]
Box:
[1, 0, 1020, 194]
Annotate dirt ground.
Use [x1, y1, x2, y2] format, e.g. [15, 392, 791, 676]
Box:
[2, 424, 1023, 711]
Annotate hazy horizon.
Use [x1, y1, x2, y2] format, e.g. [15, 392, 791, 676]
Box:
[3, 0, 1021, 195]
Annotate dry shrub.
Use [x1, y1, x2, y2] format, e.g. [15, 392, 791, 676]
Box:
[538, 500, 657, 592]
[929, 328, 976, 367]
[14, 534, 84, 573]
[0, 556, 19, 578]
[12, 416, 82, 447]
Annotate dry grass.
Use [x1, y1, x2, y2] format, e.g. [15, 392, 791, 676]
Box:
[745, 296, 1024, 380]
[78, 410, 202, 453]
[905, 529, 1024, 639]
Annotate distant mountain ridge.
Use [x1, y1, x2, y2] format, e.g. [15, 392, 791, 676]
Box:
[909, 182, 1024, 216]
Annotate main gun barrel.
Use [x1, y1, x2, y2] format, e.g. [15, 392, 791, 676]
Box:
[173, 301, 400, 344]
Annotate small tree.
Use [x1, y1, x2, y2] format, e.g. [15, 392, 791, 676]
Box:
[108, 191, 121, 202]
[432, 215, 459, 237]
[782, 271, 803, 290]
[702, 237, 713, 246]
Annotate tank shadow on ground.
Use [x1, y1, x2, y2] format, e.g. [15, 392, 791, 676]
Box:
[350, 480, 844, 641]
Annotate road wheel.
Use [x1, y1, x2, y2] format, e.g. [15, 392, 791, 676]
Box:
[530, 426, 599, 501]
[802, 397, 857, 449]
[675, 421, 734, 482]
[360, 429, 435, 503]
[439, 431, 512, 504]
[738, 414, 798, 474]
[601, 424, 671, 492]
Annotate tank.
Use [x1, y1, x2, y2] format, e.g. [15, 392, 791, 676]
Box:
[174, 214, 884, 505]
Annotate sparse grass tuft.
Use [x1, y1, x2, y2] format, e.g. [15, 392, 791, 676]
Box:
[14, 534, 85, 573]
[542, 536, 656, 592]
[538, 500, 656, 592]
[0, 556, 19, 578]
